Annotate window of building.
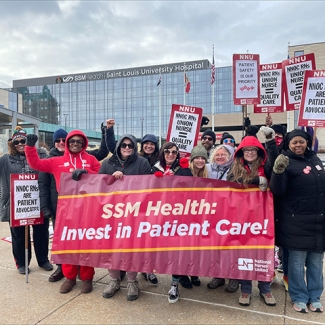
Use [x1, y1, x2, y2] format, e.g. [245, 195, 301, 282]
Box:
[294, 50, 304, 57]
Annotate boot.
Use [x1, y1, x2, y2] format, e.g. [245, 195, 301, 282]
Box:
[49, 265, 64, 282]
[81, 280, 93, 293]
[60, 278, 76, 294]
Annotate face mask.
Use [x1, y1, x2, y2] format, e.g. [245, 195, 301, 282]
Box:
[275, 136, 283, 146]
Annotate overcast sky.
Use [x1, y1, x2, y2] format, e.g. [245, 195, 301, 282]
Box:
[0, 0, 323, 88]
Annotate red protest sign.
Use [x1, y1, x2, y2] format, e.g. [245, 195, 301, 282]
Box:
[254, 62, 284, 113]
[233, 54, 260, 105]
[298, 70, 325, 127]
[10, 174, 43, 227]
[166, 104, 203, 158]
[51, 174, 274, 282]
[282, 53, 316, 111]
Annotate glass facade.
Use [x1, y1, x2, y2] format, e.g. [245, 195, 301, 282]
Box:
[13, 60, 241, 138]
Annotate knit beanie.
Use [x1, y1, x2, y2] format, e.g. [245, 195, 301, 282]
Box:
[202, 129, 216, 144]
[271, 124, 285, 137]
[12, 126, 27, 141]
[190, 145, 208, 162]
[220, 132, 235, 144]
[53, 128, 68, 144]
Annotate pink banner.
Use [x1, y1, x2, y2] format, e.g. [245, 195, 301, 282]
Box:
[51, 174, 274, 281]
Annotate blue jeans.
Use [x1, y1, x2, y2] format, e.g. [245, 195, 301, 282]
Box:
[239, 280, 271, 294]
[288, 249, 324, 304]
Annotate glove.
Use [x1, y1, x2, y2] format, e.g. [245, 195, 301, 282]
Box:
[101, 122, 106, 135]
[41, 207, 53, 218]
[26, 134, 38, 146]
[259, 176, 268, 192]
[273, 154, 289, 174]
[246, 125, 259, 137]
[260, 126, 275, 142]
[72, 169, 88, 181]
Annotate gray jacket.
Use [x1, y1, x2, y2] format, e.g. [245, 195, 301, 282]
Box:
[0, 148, 47, 222]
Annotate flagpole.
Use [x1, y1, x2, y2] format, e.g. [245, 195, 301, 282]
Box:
[184, 71, 186, 105]
[159, 81, 162, 147]
[211, 45, 215, 134]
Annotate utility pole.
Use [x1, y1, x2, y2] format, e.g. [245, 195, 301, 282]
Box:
[63, 114, 68, 130]
[140, 118, 144, 139]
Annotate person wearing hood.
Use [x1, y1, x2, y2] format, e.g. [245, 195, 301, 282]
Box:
[38, 120, 116, 283]
[100, 134, 151, 301]
[25, 129, 101, 294]
[227, 136, 276, 307]
[201, 129, 216, 159]
[139, 134, 159, 167]
[0, 126, 52, 275]
[270, 129, 325, 313]
[206, 144, 239, 293]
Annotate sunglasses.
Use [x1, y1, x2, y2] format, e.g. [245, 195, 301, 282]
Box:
[54, 138, 66, 143]
[13, 139, 26, 145]
[202, 136, 213, 141]
[121, 143, 134, 149]
[164, 149, 178, 155]
[223, 139, 235, 143]
[69, 139, 83, 145]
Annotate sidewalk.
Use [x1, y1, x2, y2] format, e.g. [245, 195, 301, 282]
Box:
[0, 222, 324, 325]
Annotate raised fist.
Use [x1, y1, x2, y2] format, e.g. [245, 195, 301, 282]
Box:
[273, 154, 289, 174]
[106, 119, 115, 129]
[260, 126, 275, 142]
[26, 134, 38, 146]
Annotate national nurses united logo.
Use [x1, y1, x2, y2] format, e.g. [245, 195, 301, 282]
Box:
[238, 258, 254, 271]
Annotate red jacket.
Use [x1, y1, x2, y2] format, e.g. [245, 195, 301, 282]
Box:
[25, 130, 101, 192]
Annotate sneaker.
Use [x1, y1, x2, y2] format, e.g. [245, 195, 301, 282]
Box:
[49, 265, 64, 282]
[281, 276, 288, 292]
[260, 292, 276, 306]
[17, 266, 30, 274]
[191, 276, 201, 286]
[81, 280, 93, 293]
[207, 277, 225, 289]
[179, 275, 193, 289]
[293, 302, 308, 313]
[127, 280, 139, 301]
[239, 292, 251, 306]
[309, 302, 324, 312]
[142, 272, 158, 285]
[59, 278, 76, 294]
[277, 264, 283, 273]
[225, 279, 239, 293]
[103, 279, 120, 298]
[39, 261, 53, 271]
[168, 282, 179, 303]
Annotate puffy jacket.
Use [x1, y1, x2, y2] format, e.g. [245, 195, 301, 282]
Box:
[25, 130, 101, 192]
[270, 149, 325, 252]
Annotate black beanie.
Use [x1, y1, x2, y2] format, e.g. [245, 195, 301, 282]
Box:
[271, 124, 285, 137]
[202, 129, 216, 144]
[283, 129, 311, 150]
[220, 132, 235, 144]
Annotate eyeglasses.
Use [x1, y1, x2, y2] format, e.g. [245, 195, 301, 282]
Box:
[13, 139, 26, 145]
[164, 149, 178, 155]
[243, 148, 257, 153]
[69, 139, 83, 145]
[215, 154, 227, 158]
[202, 136, 213, 141]
[121, 143, 134, 149]
[54, 138, 66, 143]
[223, 139, 235, 144]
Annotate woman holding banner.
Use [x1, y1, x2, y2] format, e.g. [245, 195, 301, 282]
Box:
[100, 134, 151, 301]
[206, 144, 239, 293]
[0, 126, 52, 275]
[270, 129, 325, 313]
[227, 136, 276, 307]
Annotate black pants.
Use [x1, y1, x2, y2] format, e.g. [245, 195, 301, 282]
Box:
[10, 218, 50, 268]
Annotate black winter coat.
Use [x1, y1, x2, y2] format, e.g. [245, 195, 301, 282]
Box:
[269, 149, 325, 252]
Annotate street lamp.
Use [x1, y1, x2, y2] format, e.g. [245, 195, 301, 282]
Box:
[116, 124, 119, 141]
[140, 118, 144, 139]
[63, 114, 68, 130]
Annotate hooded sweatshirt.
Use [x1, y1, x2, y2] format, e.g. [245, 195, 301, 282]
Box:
[25, 130, 101, 192]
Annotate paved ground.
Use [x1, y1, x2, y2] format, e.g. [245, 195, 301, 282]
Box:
[0, 222, 324, 325]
